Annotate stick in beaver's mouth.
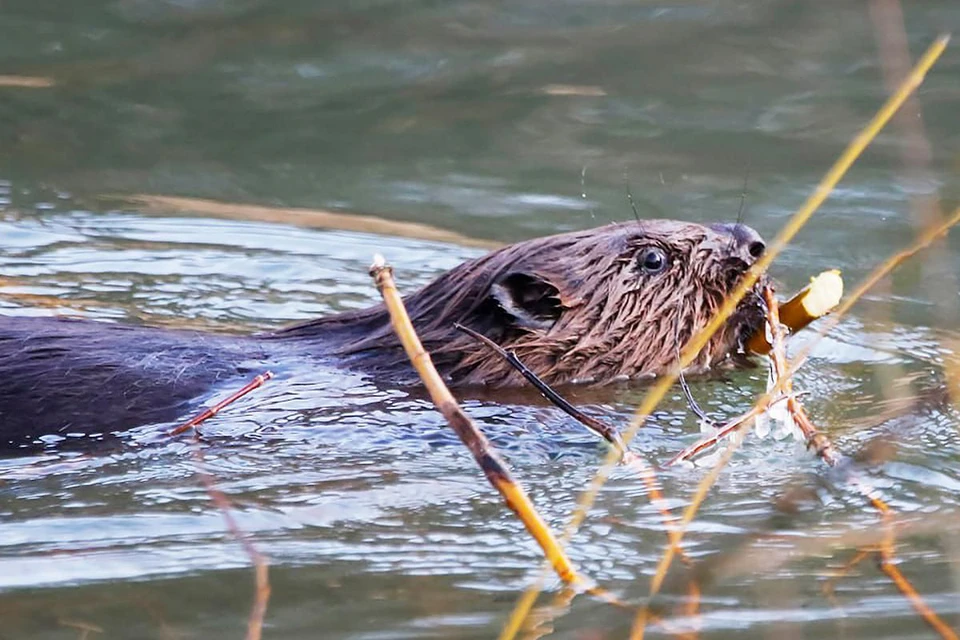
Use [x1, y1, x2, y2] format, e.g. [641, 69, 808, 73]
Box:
[745, 269, 844, 355]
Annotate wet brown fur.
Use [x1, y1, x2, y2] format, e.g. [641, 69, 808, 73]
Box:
[0, 219, 765, 448]
[273, 220, 767, 386]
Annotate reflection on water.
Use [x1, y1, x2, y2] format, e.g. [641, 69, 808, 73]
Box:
[1, 1, 959, 638]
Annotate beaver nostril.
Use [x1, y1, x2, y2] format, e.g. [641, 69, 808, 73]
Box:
[709, 222, 767, 262]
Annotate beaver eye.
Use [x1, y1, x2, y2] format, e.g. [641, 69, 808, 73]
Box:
[637, 247, 669, 275]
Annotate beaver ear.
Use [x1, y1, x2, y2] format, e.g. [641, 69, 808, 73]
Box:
[491, 272, 563, 330]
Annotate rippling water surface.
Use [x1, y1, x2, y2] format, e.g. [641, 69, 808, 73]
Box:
[2, 1, 960, 638]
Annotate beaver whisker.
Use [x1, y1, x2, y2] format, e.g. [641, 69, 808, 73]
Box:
[724, 170, 751, 257]
[678, 365, 714, 427]
[625, 181, 642, 224]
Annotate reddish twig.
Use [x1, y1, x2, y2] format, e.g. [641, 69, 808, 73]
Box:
[192, 446, 271, 640]
[170, 371, 275, 436]
[763, 288, 841, 466]
[168, 370, 276, 640]
[664, 402, 770, 467]
[765, 289, 957, 639]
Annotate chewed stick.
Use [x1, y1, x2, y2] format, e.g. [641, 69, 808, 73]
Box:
[746, 270, 843, 355]
[369, 255, 609, 599]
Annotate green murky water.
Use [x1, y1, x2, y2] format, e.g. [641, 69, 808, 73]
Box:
[1, 1, 959, 638]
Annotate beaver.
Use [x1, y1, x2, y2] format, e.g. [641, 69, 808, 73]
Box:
[0, 219, 766, 449]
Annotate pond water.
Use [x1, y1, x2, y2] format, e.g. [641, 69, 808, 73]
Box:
[1, 1, 960, 638]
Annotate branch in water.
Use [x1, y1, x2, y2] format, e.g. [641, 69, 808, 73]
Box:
[168, 371, 276, 640]
[369, 254, 614, 601]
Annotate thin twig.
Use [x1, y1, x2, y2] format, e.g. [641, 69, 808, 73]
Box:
[169, 372, 276, 640]
[763, 287, 842, 466]
[169, 372, 274, 436]
[499, 34, 951, 640]
[768, 290, 956, 639]
[454, 323, 628, 452]
[665, 402, 769, 467]
[455, 322, 694, 571]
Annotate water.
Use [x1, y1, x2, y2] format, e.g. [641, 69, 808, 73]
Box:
[2, 1, 960, 638]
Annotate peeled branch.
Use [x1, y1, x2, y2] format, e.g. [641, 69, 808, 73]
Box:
[747, 269, 844, 355]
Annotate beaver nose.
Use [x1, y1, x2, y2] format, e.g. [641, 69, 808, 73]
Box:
[710, 222, 766, 264]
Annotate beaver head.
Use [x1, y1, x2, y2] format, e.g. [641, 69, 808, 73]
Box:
[275, 220, 767, 386]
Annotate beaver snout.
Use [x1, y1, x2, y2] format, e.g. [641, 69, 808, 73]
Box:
[710, 222, 766, 265]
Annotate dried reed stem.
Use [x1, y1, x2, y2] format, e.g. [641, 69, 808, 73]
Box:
[368, 255, 606, 597]
[501, 35, 950, 638]
[459, 324, 700, 634]
[768, 292, 957, 639]
[0, 75, 55, 87]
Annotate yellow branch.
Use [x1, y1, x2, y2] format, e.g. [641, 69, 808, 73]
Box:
[500, 33, 951, 639]
[369, 256, 586, 589]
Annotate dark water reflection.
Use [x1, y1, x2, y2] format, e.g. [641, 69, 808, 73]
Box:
[2, 1, 960, 638]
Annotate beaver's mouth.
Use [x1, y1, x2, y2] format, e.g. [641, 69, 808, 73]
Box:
[714, 257, 769, 354]
[730, 279, 769, 354]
